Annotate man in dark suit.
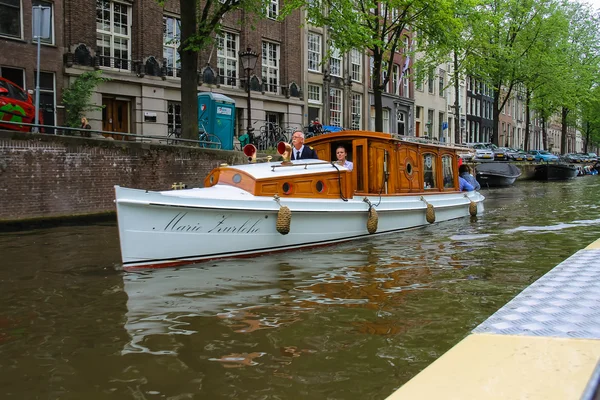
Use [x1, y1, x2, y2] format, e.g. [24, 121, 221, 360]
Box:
[291, 131, 318, 160]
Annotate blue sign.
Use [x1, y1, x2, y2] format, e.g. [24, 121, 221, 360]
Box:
[442, 121, 448, 130]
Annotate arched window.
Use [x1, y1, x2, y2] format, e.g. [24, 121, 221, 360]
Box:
[442, 155, 454, 188]
[423, 153, 436, 189]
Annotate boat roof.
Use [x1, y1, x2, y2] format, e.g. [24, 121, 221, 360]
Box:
[224, 159, 349, 180]
[306, 130, 469, 152]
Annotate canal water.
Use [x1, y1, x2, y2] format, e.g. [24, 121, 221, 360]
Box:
[2, 177, 600, 399]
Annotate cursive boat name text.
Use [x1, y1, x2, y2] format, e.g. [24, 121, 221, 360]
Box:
[163, 213, 261, 234]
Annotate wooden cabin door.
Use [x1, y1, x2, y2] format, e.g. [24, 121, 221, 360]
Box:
[353, 139, 368, 193]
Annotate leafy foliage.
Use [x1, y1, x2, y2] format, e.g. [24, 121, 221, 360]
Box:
[62, 71, 108, 128]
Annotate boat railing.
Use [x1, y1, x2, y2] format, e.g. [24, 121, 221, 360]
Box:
[396, 134, 472, 151]
[270, 161, 339, 172]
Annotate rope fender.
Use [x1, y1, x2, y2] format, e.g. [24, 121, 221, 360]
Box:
[465, 194, 478, 217]
[363, 197, 378, 234]
[273, 195, 291, 235]
[420, 196, 436, 224]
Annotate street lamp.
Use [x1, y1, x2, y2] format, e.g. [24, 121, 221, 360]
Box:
[239, 47, 259, 144]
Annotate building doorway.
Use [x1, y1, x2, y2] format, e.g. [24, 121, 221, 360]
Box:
[102, 97, 131, 140]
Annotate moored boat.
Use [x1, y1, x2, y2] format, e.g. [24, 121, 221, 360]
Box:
[534, 163, 578, 180]
[475, 163, 522, 187]
[115, 131, 485, 269]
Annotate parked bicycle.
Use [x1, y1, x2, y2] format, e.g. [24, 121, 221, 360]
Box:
[255, 122, 289, 151]
[198, 120, 222, 149]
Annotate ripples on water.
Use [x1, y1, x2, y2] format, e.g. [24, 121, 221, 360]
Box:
[1, 177, 600, 399]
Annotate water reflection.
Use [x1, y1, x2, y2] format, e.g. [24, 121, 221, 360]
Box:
[2, 178, 600, 399]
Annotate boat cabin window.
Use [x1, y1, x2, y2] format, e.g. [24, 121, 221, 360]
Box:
[331, 141, 353, 166]
[423, 153, 436, 189]
[442, 155, 454, 188]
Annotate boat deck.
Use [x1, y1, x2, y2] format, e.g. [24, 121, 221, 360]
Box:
[387, 240, 600, 400]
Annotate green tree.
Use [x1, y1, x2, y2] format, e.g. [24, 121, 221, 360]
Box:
[164, 0, 271, 141]
[284, 0, 458, 132]
[466, 0, 558, 146]
[62, 71, 108, 128]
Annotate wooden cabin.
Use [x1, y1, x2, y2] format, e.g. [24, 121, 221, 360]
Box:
[204, 131, 463, 198]
[306, 130, 462, 195]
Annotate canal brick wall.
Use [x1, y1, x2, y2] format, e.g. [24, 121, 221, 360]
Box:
[0, 130, 246, 223]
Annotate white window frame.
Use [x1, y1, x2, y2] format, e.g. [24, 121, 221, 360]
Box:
[382, 108, 390, 133]
[163, 15, 181, 78]
[392, 64, 399, 96]
[217, 31, 239, 87]
[329, 87, 342, 126]
[351, 93, 362, 129]
[307, 32, 322, 72]
[32, 0, 54, 45]
[262, 41, 280, 94]
[96, 0, 132, 70]
[267, 0, 278, 19]
[307, 84, 322, 104]
[330, 45, 342, 77]
[0, 0, 22, 39]
[34, 70, 56, 128]
[350, 49, 361, 82]
[438, 69, 445, 97]
[402, 73, 409, 97]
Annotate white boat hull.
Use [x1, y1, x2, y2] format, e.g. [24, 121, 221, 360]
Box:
[115, 185, 485, 269]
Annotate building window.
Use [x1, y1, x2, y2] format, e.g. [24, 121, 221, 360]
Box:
[32, 1, 54, 44]
[307, 84, 321, 104]
[96, 0, 131, 70]
[34, 71, 55, 132]
[428, 68, 435, 94]
[382, 108, 390, 133]
[0, 66, 25, 89]
[262, 41, 280, 94]
[307, 32, 322, 72]
[438, 69, 445, 97]
[350, 49, 362, 82]
[392, 64, 399, 96]
[0, 0, 21, 38]
[438, 111, 444, 139]
[351, 93, 362, 129]
[329, 88, 342, 126]
[163, 15, 180, 78]
[415, 65, 423, 91]
[267, 0, 278, 19]
[427, 109, 434, 136]
[330, 45, 342, 77]
[403, 74, 409, 98]
[217, 31, 238, 86]
[167, 101, 181, 133]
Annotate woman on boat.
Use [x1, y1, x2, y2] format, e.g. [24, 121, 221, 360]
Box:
[335, 145, 353, 171]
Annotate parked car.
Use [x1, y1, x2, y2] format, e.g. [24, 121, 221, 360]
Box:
[528, 150, 559, 162]
[0, 77, 42, 132]
[467, 143, 495, 160]
[585, 152, 598, 162]
[563, 153, 582, 163]
[505, 148, 523, 161]
[490, 145, 509, 161]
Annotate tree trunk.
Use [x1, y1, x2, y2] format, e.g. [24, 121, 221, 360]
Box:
[372, 51, 383, 133]
[524, 88, 531, 151]
[179, 1, 199, 142]
[560, 107, 568, 155]
[542, 118, 547, 150]
[492, 88, 500, 146]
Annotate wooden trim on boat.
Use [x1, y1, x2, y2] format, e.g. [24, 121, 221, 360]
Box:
[205, 131, 465, 198]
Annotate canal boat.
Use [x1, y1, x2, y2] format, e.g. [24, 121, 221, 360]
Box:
[475, 163, 522, 187]
[114, 131, 485, 269]
[534, 163, 578, 180]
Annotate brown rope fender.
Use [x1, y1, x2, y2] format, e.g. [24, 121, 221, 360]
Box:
[273, 195, 291, 235]
[465, 194, 478, 217]
[363, 197, 378, 234]
[420, 196, 436, 224]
